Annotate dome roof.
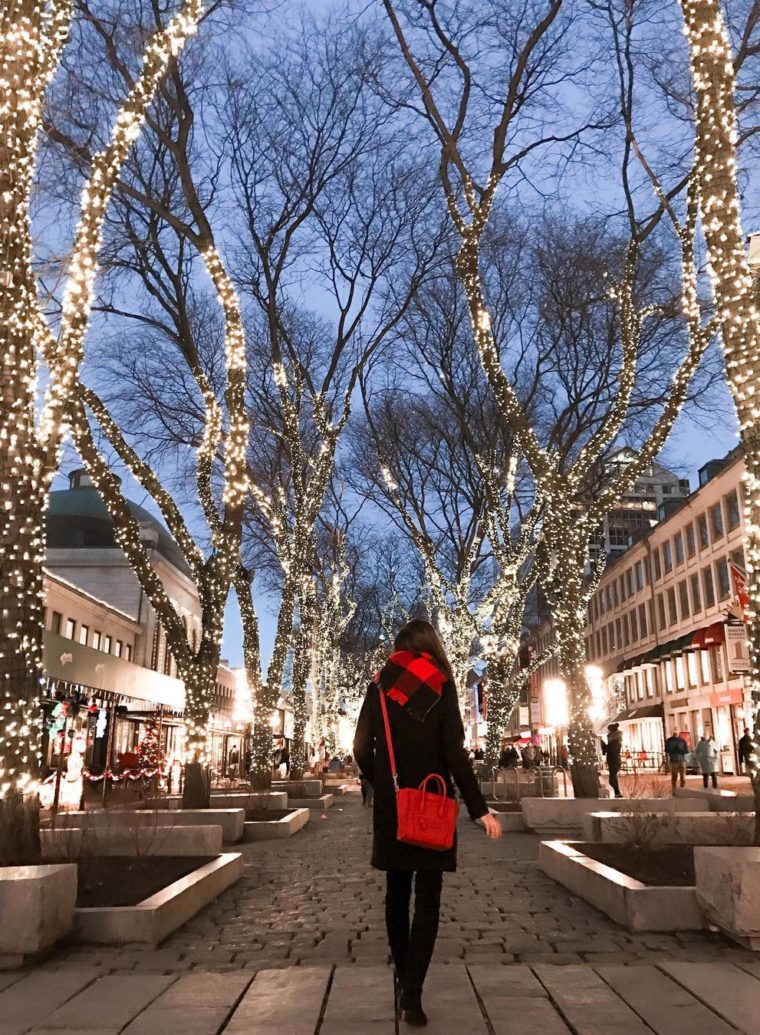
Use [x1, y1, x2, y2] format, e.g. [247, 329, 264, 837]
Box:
[47, 473, 191, 577]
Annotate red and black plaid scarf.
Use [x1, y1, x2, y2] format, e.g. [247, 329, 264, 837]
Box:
[375, 650, 447, 721]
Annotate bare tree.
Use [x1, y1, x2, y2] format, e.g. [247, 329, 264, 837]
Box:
[382, 0, 720, 796]
[0, 0, 204, 860]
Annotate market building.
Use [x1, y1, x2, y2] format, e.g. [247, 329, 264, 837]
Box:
[515, 449, 751, 774]
[41, 469, 240, 788]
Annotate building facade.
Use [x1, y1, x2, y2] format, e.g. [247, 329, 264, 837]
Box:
[41, 470, 240, 784]
[514, 449, 751, 774]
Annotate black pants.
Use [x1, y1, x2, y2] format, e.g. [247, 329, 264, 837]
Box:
[385, 870, 443, 995]
[608, 767, 622, 797]
[702, 771, 718, 788]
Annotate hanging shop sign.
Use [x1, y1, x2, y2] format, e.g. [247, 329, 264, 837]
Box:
[725, 623, 751, 674]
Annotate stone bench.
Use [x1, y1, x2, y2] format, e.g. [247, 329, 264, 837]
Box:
[273, 779, 323, 798]
[676, 786, 755, 812]
[695, 845, 760, 948]
[522, 796, 710, 836]
[50, 808, 245, 843]
[287, 794, 334, 810]
[42, 823, 223, 859]
[243, 808, 310, 841]
[583, 810, 754, 845]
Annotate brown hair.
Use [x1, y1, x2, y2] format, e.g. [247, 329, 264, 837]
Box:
[393, 619, 455, 685]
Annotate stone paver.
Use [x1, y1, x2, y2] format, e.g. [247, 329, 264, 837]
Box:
[662, 962, 760, 1035]
[223, 967, 328, 1035]
[597, 964, 737, 1035]
[5, 793, 760, 1033]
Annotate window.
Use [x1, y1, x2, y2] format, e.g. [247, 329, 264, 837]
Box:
[668, 587, 678, 625]
[51, 611, 62, 634]
[686, 523, 696, 558]
[630, 609, 638, 642]
[710, 502, 724, 540]
[612, 581, 619, 608]
[678, 580, 690, 619]
[687, 653, 699, 688]
[65, 618, 76, 640]
[639, 603, 648, 638]
[79, 625, 89, 646]
[674, 532, 684, 565]
[675, 655, 686, 690]
[731, 546, 745, 571]
[700, 650, 711, 684]
[703, 566, 715, 608]
[92, 630, 101, 650]
[616, 618, 623, 647]
[716, 558, 731, 600]
[690, 573, 701, 613]
[114, 640, 123, 658]
[657, 593, 667, 630]
[601, 626, 608, 654]
[664, 660, 674, 693]
[711, 646, 724, 682]
[725, 490, 741, 531]
[637, 672, 644, 700]
[698, 513, 709, 549]
[625, 569, 633, 598]
[635, 560, 644, 592]
[662, 541, 673, 573]
[103, 635, 112, 654]
[653, 549, 662, 581]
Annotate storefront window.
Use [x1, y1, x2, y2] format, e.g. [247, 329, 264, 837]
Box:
[664, 661, 674, 693]
[699, 650, 711, 684]
[687, 652, 699, 688]
[711, 647, 724, 683]
[675, 655, 686, 690]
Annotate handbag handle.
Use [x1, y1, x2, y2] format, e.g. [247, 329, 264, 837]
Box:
[419, 773, 448, 815]
[378, 683, 400, 792]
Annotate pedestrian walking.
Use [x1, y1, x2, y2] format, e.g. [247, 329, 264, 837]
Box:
[664, 730, 689, 794]
[601, 723, 623, 798]
[353, 619, 501, 1028]
[695, 733, 719, 789]
[738, 727, 756, 775]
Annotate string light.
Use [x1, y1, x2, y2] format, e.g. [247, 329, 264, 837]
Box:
[678, 0, 760, 782]
[0, 0, 205, 801]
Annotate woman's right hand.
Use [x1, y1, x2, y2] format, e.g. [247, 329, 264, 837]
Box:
[477, 813, 502, 839]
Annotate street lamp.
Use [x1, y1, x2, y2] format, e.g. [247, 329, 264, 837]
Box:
[585, 665, 605, 724]
[543, 678, 569, 728]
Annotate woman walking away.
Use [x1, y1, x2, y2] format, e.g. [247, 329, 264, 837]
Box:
[353, 620, 501, 1028]
[695, 733, 719, 789]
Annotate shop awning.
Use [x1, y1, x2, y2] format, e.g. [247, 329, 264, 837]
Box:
[616, 622, 726, 675]
[611, 703, 664, 724]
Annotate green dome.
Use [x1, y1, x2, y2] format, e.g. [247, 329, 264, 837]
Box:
[47, 474, 191, 577]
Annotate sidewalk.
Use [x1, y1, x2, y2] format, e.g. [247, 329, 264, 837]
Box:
[7, 793, 760, 1032]
[2, 960, 760, 1034]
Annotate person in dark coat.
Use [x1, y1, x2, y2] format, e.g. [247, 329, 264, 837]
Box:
[353, 619, 501, 1028]
[601, 723, 623, 798]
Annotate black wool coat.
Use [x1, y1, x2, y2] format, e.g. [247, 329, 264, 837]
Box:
[353, 680, 489, 872]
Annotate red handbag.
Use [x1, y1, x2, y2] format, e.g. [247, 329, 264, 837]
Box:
[379, 685, 459, 851]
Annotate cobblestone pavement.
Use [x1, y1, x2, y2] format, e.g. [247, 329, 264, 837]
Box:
[45, 789, 760, 975]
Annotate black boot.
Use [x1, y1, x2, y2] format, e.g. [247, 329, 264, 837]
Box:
[400, 989, 428, 1028]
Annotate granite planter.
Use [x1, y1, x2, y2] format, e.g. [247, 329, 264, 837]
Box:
[0, 863, 77, 965]
[695, 846, 760, 949]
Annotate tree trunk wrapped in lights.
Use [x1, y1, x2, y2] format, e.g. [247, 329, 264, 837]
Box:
[383, 0, 718, 795]
[0, 0, 204, 859]
[678, 0, 760, 839]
